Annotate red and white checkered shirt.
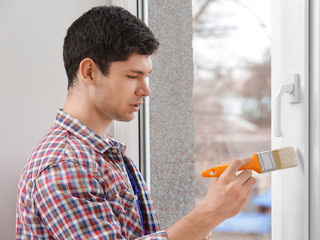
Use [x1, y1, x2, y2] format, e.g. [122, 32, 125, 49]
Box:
[16, 109, 167, 240]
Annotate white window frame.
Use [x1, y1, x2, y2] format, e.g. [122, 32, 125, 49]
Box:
[270, 0, 320, 239]
[109, 0, 150, 188]
[309, 1, 320, 239]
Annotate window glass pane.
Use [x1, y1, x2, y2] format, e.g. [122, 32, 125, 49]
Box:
[192, 0, 271, 239]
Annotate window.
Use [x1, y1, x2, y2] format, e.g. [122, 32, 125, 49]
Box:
[193, 0, 271, 238]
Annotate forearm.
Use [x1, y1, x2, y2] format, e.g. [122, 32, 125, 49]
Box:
[166, 204, 223, 240]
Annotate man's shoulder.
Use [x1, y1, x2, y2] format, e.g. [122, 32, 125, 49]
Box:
[23, 124, 70, 177]
[33, 124, 69, 156]
[25, 124, 103, 179]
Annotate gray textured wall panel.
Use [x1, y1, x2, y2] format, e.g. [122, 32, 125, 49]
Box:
[148, 0, 195, 229]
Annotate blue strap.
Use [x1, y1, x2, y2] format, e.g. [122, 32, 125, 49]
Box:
[124, 162, 146, 235]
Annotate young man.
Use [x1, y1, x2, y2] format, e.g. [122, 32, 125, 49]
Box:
[16, 6, 256, 240]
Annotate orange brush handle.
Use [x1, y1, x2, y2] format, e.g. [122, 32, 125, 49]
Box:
[201, 153, 262, 177]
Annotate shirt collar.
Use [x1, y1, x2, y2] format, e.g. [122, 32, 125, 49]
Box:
[54, 109, 126, 154]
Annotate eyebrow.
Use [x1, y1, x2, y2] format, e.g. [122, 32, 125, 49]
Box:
[126, 69, 152, 75]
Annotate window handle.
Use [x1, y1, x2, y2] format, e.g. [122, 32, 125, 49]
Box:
[273, 73, 300, 137]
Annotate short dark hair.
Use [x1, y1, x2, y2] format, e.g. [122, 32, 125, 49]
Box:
[63, 6, 159, 89]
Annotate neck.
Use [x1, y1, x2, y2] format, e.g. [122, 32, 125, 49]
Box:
[63, 91, 112, 138]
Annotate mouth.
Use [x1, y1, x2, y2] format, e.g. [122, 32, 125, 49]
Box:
[130, 103, 143, 112]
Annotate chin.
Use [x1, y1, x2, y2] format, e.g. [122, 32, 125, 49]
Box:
[126, 115, 135, 122]
[115, 114, 135, 122]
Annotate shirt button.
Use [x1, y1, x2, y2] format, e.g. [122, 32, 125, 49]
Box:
[112, 149, 118, 154]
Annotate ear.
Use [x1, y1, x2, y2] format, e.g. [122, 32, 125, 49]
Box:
[78, 58, 98, 85]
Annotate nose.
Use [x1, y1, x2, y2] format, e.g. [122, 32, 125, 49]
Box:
[136, 80, 152, 97]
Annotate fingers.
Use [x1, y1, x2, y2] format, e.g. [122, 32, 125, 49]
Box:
[237, 169, 253, 185]
[244, 175, 256, 188]
[219, 158, 256, 193]
[221, 158, 251, 178]
[203, 158, 257, 222]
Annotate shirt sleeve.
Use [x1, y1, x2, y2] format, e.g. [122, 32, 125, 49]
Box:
[136, 230, 168, 239]
[32, 160, 168, 240]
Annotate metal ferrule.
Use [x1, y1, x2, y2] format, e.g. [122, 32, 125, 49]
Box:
[257, 151, 277, 173]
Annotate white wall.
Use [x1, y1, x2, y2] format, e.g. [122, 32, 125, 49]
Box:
[0, 0, 110, 238]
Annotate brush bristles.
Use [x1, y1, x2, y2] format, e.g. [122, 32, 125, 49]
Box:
[272, 146, 299, 170]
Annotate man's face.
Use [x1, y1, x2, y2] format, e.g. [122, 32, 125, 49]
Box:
[91, 53, 152, 123]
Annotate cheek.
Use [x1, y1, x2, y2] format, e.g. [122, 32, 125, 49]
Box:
[93, 85, 104, 98]
[92, 86, 109, 105]
[92, 78, 136, 106]
[116, 82, 136, 97]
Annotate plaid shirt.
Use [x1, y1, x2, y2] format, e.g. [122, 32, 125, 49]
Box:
[16, 109, 167, 240]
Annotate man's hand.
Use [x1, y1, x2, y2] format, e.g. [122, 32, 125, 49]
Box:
[166, 158, 256, 240]
[203, 158, 256, 221]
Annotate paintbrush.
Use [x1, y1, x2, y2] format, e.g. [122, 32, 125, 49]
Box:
[201, 146, 299, 177]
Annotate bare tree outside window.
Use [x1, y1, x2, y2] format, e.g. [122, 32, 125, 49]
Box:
[192, 0, 271, 239]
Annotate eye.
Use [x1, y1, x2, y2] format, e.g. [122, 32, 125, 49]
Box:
[127, 75, 138, 79]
